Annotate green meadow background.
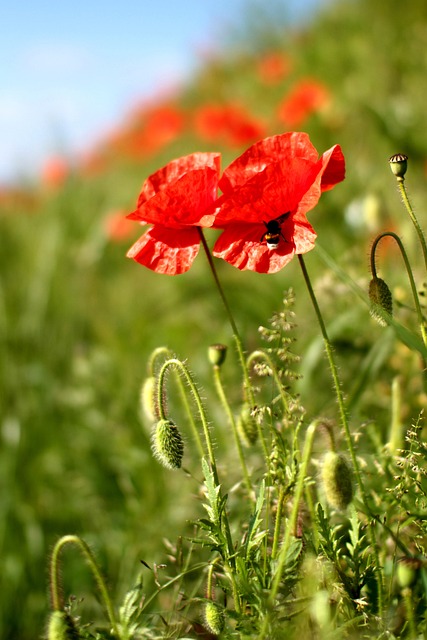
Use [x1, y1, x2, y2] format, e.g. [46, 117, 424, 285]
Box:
[1, 0, 427, 637]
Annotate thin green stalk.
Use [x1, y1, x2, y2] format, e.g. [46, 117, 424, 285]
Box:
[371, 231, 427, 348]
[271, 486, 285, 560]
[397, 178, 427, 272]
[198, 228, 270, 464]
[49, 534, 120, 638]
[247, 349, 290, 415]
[212, 364, 254, 497]
[156, 357, 240, 609]
[298, 254, 383, 616]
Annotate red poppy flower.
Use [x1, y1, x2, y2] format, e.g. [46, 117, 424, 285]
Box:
[278, 79, 330, 127]
[212, 132, 345, 274]
[193, 103, 266, 147]
[127, 152, 220, 275]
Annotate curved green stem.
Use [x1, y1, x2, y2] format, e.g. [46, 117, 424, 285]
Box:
[298, 254, 383, 615]
[157, 358, 215, 477]
[371, 231, 427, 348]
[396, 178, 427, 272]
[147, 347, 204, 457]
[49, 534, 120, 638]
[212, 364, 254, 497]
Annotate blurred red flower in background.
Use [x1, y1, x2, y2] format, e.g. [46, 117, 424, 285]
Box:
[212, 132, 345, 273]
[110, 103, 185, 160]
[193, 103, 266, 147]
[256, 52, 292, 85]
[104, 210, 138, 242]
[127, 152, 220, 274]
[41, 156, 70, 188]
[278, 79, 330, 127]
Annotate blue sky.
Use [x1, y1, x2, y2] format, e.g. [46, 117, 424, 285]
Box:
[1, 0, 322, 183]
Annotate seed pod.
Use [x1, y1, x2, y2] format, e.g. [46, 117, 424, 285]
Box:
[47, 611, 80, 640]
[389, 153, 408, 179]
[204, 601, 225, 635]
[151, 419, 184, 469]
[208, 343, 227, 367]
[369, 277, 393, 326]
[321, 451, 354, 510]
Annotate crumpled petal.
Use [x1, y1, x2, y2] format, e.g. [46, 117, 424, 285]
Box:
[128, 167, 219, 227]
[213, 218, 316, 274]
[127, 225, 201, 275]
[214, 158, 320, 226]
[219, 132, 319, 194]
[139, 152, 221, 203]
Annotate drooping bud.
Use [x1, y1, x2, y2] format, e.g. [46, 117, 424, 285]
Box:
[321, 451, 354, 510]
[47, 611, 80, 640]
[140, 376, 157, 423]
[237, 403, 258, 446]
[389, 153, 408, 180]
[369, 277, 393, 326]
[204, 601, 225, 635]
[151, 419, 184, 469]
[208, 343, 228, 367]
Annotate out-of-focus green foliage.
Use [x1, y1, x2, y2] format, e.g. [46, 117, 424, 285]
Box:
[1, 0, 427, 637]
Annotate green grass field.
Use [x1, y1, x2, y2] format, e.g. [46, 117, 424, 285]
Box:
[1, 1, 427, 637]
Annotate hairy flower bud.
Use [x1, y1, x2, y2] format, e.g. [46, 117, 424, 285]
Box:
[321, 451, 354, 510]
[369, 277, 393, 326]
[237, 403, 258, 446]
[389, 153, 408, 179]
[208, 343, 227, 367]
[47, 611, 80, 640]
[152, 419, 184, 469]
[204, 601, 225, 635]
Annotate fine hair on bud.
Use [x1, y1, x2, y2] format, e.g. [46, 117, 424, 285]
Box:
[152, 419, 184, 469]
[47, 611, 80, 640]
[204, 600, 225, 635]
[369, 277, 393, 326]
[237, 403, 258, 446]
[140, 376, 157, 423]
[321, 451, 354, 510]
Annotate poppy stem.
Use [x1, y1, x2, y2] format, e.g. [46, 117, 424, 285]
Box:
[298, 254, 383, 614]
[198, 229, 271, 463]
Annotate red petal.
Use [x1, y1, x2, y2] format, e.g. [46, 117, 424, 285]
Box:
[139, 152, 221, 204]
[219, 132, 318, 193]
[130, 167, 219, 227]
[212, 224, 294, 273]
[126, 226, 200, 275]
[320, 144, 346, 191]
[214, 157, 320, 226]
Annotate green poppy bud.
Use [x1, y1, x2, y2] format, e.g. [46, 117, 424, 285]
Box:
[208, 343, 227, 367]
[47, 611, 80, 640]
[152, 419, 184, 469]
[389, 153, 408, 179]
[369, 277, 393, 326]
[321, 451, 354, 510]
[204, 601, 225, 635]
